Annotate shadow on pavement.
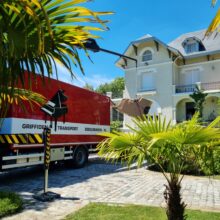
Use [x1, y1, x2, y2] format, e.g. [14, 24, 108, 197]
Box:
[0, 157, 147, 213]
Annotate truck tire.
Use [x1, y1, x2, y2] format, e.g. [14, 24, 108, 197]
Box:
[72, 146, 88, 168]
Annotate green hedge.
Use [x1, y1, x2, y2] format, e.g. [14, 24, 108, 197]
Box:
[0, 191, 23, 218]
[148, 149, 220, 176]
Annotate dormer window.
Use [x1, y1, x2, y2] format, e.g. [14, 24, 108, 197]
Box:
[185, 42, 199, 53]
[142, 50, 152, 62]
[182, 37, 205, 54]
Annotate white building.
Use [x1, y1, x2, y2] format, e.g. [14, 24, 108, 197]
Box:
[116, 30, 220, 128]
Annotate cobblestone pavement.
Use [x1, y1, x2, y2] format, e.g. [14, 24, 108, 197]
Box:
[1, 157, 220, 220]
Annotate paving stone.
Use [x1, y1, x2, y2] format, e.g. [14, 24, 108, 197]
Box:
[1, 158, 220, 219]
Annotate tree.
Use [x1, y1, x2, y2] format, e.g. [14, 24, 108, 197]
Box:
[189, 85, 208, 119]
[96, 77, 124, 98]
[83, 83, 94, 91]
[0, 0, 111, 118]
[97, 114, 220, 220]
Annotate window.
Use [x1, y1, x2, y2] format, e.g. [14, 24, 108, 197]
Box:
[142, 50, 152, 62]
[141, 72, 155, 91]
[182, 37, 206, 54]
[185, 42, 198, 53]
[181, 68, 200, 85]
[144, 106, 150, 115]
[112, 108, 124, 122]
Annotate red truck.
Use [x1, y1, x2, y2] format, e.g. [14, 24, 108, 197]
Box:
[0, 73, 110, 170]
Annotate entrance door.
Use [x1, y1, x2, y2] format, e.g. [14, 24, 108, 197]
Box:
[185, 102, 195, 120]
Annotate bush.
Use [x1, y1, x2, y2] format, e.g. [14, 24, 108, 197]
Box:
[199, 149, 220, 175]
[110, 121, 122, 132]
[0, 191, 23, 218]
[148, 149, 220, 176]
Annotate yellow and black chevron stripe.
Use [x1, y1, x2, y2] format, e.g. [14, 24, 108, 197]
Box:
[45, 153, 50, 165]
[0, 134, 43, 144]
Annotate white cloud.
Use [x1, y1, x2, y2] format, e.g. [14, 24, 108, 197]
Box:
[81, 74, 114, 88]
[52, 62, 113, 89]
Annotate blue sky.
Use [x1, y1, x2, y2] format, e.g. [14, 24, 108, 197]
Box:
[58, 0, 219, 88]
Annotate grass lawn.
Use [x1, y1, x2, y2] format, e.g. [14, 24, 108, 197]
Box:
[64, 203, 220, 220]
[0, 191, 23, 218]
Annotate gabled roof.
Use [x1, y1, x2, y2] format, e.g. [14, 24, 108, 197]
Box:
[116, 29, 220, 67]
[169, 29, 220, 58]
[115, 34, 180, 66]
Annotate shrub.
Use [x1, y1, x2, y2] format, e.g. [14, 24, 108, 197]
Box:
[199, 149, 220, 175]
[0, 191, 23, 218]
[148, 150, 220, 176]
[110, 121, 122, 132]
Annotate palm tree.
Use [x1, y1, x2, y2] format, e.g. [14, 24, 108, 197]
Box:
[97, 114, 220, 220]
[189, 85, 208, 119]
[0, 87, 46, 126]
[0, 0, 111, 118]
[206, 0, 220, 35]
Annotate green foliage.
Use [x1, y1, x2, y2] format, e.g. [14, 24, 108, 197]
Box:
[98, 113, 220, 220]
[189, 85, 208, 118]
[83, 83, 94, 91]
[0, 0, 111, 118]
[96, 83, 111, 96]
[0, 87, 46, 119]
[96, 77, 124, 98]
[199, 148, 220, 175]
[110, 121, 122, 132]
[65, 203, 167, 220]
[0, 191, 23, 218]
[64, 203, 220, 220]
[0, 0, 111, 80]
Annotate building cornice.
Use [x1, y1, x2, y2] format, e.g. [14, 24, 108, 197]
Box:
[176, 58, 220, 69]
[124, 61, 174, 71]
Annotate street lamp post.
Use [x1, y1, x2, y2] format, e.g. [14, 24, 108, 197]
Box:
[82, 38, 137, 67]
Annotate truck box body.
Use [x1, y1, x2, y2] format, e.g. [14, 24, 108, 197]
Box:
[0, 73, 110, 169]
[0, 73, 110, 148]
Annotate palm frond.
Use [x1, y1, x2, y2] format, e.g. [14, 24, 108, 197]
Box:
[0, 87, 46, 118]
[0, 0, 112, 82]
[212, 0, 217, 7]
[206, 0, 220, 35]
[0, 0, 111, 117]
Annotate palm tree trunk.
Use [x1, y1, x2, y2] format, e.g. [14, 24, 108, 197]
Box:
[164, 176, 186, 220]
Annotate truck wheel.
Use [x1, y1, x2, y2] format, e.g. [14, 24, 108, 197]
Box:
[73, 146, 88, 168]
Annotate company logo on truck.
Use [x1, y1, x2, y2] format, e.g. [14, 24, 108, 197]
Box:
[41, 89, 68, 130]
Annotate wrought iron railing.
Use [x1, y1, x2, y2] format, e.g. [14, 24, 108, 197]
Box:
[175, 82, 220, 93]
[175, 84, 196, 93]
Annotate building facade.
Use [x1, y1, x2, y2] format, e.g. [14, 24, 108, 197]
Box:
[116, 30, 220, 128]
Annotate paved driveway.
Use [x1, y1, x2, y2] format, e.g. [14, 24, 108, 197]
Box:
[1, 157, 220, 220]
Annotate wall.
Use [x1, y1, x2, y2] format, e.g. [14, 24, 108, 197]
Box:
[176, 59, 220, 85]
[123, 41, 175, 127]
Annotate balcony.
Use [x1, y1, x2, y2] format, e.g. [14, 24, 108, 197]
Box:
[201, 82, 220, 91]
[175, 82, 220, 94]
[175, 84, 196, 93]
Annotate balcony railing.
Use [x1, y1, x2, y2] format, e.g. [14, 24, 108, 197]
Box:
[175, 81, 220, 94]
[201, 82, 220, 91]
[175, 84, 196, 93]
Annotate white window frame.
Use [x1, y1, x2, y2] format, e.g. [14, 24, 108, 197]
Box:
[180, 67, 201, 85]
[140, 47, 154, 63]
[142, 50, 152, 62]
[139, 69, 156, 91]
